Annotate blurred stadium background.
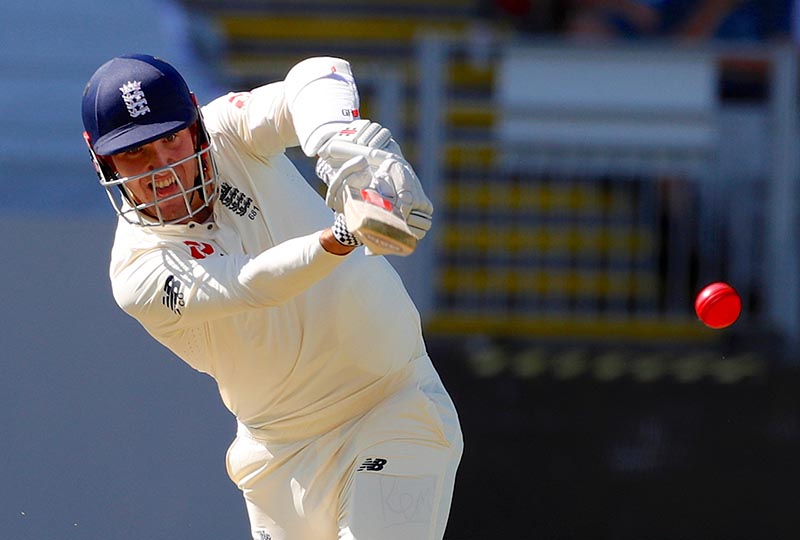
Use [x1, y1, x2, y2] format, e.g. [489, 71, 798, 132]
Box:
[2, 0, 799, 538]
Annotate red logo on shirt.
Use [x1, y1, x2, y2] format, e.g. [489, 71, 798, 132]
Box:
[184, 241, 215, 259]
[227, 92, 251, 109]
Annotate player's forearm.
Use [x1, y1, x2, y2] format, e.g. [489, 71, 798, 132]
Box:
[238, 230, 350, 305]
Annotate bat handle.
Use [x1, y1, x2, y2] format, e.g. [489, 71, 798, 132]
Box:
[320, 140, 396, 166]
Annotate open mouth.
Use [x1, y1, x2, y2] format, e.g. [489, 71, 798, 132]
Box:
[152, 174, 179, 196]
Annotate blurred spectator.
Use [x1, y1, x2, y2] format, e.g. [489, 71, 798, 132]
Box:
[562, 0, 791, 42]
[476, 0, 562, 34]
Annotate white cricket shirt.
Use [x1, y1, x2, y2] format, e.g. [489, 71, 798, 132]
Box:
[109, 76, 428, 443]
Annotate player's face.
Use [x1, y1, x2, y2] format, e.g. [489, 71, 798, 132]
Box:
[109, 128, 206, 223]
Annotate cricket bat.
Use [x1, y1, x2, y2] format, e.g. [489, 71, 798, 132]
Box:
[343, 185, 417, 256]
[322, 140, 418, 256]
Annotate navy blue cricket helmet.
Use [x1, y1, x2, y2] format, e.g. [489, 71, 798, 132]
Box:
[82, 54, 199, 155]
[81, 54, 217, 226]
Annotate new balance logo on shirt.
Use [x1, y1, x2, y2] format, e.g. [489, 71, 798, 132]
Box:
[357, 458, 387, 472]
[162, 275, 185, 315]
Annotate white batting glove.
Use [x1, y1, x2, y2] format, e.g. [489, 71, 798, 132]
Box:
[372, 158, 434, 241]
[316, 119, 433, 242]
[323, 155, 375, 213]
[316, 119, 402, 202]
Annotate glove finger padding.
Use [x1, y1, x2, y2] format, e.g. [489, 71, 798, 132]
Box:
[352, 121, 392, 149]
[336, 119, 401, 154]
[315, 158, 336, 190]
[324, 156, 372, 213]
[406, 209, 433, 240]
[375, 159, 433, 240]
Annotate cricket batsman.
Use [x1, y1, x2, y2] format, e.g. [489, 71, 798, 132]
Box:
[80, 53, 462, 539]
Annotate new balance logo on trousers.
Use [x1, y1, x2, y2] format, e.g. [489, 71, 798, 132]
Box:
[357, 458, 387, 472]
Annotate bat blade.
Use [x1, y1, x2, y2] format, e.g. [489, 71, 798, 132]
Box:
[343, 187, 417, 256]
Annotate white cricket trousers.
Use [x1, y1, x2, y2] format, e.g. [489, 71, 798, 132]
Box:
[225, 361, 463, 540]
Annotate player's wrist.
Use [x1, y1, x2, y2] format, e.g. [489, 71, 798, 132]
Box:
[331, 212, 363, 248]
[320, 223, 359, 256]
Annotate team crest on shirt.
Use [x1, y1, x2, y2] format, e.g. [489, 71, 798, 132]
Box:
[256, 530, 271, 540]
[219, 182, 259, 220]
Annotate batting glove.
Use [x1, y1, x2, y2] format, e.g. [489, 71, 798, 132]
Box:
[327, 158, 372, 248]
[323, 155, 375, 213]
[372, 158, 434, 241]
[316, 119, 403, 206]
